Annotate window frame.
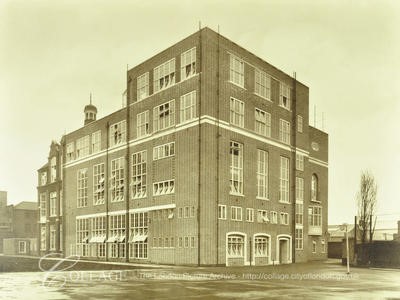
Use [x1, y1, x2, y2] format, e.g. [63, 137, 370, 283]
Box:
[230, 97, 244, 128]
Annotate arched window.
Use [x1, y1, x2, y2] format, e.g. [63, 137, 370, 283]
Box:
[311, 174, 318, 201]
[227, 234, 244, 257]
[254, 234, 270, 259]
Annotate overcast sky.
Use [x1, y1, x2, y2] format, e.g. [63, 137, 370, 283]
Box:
[1, 0, 399, 226]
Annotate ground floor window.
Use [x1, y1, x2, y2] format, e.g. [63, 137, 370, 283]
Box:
[19, 241, 27, 254]
[312, 240, 317, 253]
[321, 239, 326, 253]
[91, 244, 105, 257]
[254, 235, 269, 258]
[227, 234, 244, 257]
[129, 242, 148, 259]
[295, 228, 303, 250]
[40, 226, 46, 251]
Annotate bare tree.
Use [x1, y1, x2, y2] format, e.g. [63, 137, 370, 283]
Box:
[357, 171, 377, 244]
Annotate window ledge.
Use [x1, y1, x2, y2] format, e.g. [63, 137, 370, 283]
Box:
[254, 93, 273, 103]
[228, 81, 246, 90]
[256, 197, 269, 201]
[279, 201, 290, 204]
[278, 105, 291, 112]
[229, 193, 245, 197]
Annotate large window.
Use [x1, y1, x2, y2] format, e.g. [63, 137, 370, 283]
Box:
[50, 157, 57, 183]
[296, 177, 304, 202]
[110, 157, 124, 202]
[230, 97, 244, 127]
[297, 115, 303, 133]
[229, 55, 244, 87]
[295, 228, 303, 250]
[153, 100, 175, 132]
[40, 226, 46, 250]
[154, 58, 175, 92]
[76, 218, 89, 257]
[39, 193, 46, 221]
[132, 151, 147, 199]
[91, 130, 101, 153]
[49, 192, 57, 216]
[153, 142, 175, 160]
[76, 135, 90, 159]
[129, 212, 148, 259]
[153, 180, 175, 196]
[93, 163, 105, 205]
[296, 154, 304, 171]
[231, 206, 242, 221]
[137, 72, 149, 101]
[90, 216, 106, 257]
[295, 203, 303, 225]
[137, 110, 150, 138]
[254, 235, 270, 258]
[180, 91, 196, 123]
[181, 47, 196, 80]
[227, 234, 244, 257]
[109, 120, 126, 147]
[255, 108, 271, 137]
[279, 156, 290, 203]
[279, 119, 290, 144]
[77, 169, 88, 208]
[255, 69, 271, 100]
[66, 142, 75, 162]
[107, 214, 126, 258]
[309, 206, 322, 227]
[50, 225, 56, 250]
[230, 141, 243, 195]
[257, 149, 268, 199]
[279, 82, 291, 110]
[311, 174, 319, 202]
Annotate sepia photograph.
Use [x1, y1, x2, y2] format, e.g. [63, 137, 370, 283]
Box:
[0, 0, 399, 299]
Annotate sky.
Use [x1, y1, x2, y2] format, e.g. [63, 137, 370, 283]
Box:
[0, 0, 399, 226]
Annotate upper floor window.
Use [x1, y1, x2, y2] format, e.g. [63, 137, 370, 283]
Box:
[297, 115, 303, 133]
[93, 163, 105, 205]
[296, 177, 304, 202]
[132, 151, 147, 199]
[110, 157, 124, 202]
[91, 130, 101, 153]
[153, 142, 175, 160]
[279, 156, 289, 203]
[218, 205, 227, 220]
[230, 97, 244, 128]
[49, 192, 57, 217]
[255, 108, 271, 137]
[137, 72, 149, 101]
[230, 141, 243, 195]
[66, 142, 75, 162]
[109, 120, 126, 147]
[311, 174, 319, 202]
[279, 82, 291, 110]
[257, 149, 268, 199]
[296, 153, 304, 171]
[181, 47, 196, 80]
[180, 91, 196, 123]
[77, 168, 88, 208]
[153, 100, 175, 132]
[231, 206, 242, 221]
[40, 172, 47, 186]
[153, 180, 175, 196]
[76, 135, 89, 159]
[39, 193, 46, 220]
[154, 59, 175, 92]
[279, 119, 290, 145]
[255, 68, 271, 100]
[50, 157, 57, 183]
[280, 212, 289, 225]
[309, 206, 322, 227]
[229, 54, 244, 87]
[137, 110, 150, 138]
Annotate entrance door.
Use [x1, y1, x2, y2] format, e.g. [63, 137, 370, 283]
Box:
[277, 235, 292, 264]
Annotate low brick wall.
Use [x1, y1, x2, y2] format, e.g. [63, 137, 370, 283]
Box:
[227, 257, 244, 266]
[356, 241, 400, 267]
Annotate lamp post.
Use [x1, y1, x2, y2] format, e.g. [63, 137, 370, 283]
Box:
[340, 223, 350, 274]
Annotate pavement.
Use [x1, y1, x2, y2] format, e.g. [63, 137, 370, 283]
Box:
[0, 259, 399, 299]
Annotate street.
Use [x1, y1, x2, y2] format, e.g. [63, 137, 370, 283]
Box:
[0, 259, 399, 299]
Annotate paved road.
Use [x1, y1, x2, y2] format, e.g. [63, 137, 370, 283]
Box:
[0, 260, 399, 299]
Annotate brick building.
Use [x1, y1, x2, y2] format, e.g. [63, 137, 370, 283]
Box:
[0, 191, 37, 254]
[37, 141, 63, 255]
[41, 27, 328, 266]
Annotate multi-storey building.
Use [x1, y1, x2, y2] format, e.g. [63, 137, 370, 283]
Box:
[42, 27, 328, 266]
[37, 141, 63, 256]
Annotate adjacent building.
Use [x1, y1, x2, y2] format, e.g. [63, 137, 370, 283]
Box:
[39, 27, 328, 266]
[0, 191, 38, 255]
[37, 141, 63, 256]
